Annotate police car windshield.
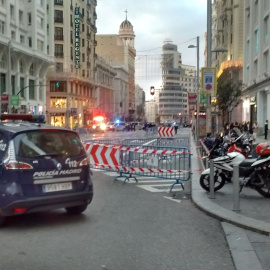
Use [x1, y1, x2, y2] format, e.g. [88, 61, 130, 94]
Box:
[14, 130, 85, 159]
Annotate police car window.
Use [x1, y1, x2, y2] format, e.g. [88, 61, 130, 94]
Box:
[15, 131, 85, 158]
[0, 131, 9, 160]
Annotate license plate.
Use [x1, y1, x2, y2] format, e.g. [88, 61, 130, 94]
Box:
[43, 182, 72, 193]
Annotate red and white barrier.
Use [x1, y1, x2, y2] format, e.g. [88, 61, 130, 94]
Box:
[86, 144, 119, 166]
[84, 143, 189, 155]
[158, 127, 174, 137]
[92, 163, 189, 174]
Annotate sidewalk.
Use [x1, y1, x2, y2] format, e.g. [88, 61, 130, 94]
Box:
[190, 133, 270, 270]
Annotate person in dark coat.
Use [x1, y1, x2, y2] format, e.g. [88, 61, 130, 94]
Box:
[265, 120, 268, 139]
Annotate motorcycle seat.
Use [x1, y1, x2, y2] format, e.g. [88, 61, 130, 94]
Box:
[240, 158, 257, 167]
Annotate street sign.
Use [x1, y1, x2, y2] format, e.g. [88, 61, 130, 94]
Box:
[201, 67, 217, 95]
[1, 95, 8, 104]
[10, 95, 19, 106]
[70, 108, 77, 116]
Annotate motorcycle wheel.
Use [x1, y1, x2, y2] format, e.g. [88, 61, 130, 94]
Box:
[199, 173, 226, 192]
[254, 185, 270, 198]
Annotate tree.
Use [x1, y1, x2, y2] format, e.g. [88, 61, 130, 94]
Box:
[216, 70, 242, 124]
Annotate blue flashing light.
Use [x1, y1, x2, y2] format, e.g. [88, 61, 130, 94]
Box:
[115, 119, 120, 124]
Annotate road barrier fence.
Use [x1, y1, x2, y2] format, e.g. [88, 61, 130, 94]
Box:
[83, 137, 191, 193]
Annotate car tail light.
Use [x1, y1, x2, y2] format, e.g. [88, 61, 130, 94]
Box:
[78, 157, 90, 166]
[5, 162, 33, 170]
[13, 208, 27, 214]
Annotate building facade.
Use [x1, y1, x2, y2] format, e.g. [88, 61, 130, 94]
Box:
[46, 0, 97, 128]
[95, 15, 136, 120]
[113, 65, 129, 121]
[159, 42, 188, 124]
[243, 0, 270, 134]
[135, 84, 145, 122]
[94, 55, 116, 121]
[0, 0, 54, 114]
[212, 0, 244, 124]
[145, 99, 158, 123]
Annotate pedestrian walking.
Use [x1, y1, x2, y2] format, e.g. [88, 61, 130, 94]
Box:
[174, 122, 178, 134]
[252, 121, 259, 141]
[265, 120, 268, 139]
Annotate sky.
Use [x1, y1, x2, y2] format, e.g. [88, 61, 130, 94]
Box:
[96, 0, 207, 99]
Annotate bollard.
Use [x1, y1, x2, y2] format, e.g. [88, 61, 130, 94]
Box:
[209, 159, 215, 199]
[232, 165, 240, 212]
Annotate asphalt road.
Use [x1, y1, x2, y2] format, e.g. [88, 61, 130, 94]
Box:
[0, 129, 235, 270]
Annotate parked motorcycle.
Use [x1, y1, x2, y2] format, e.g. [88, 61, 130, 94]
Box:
[227, 133, 254, 159]
[199, 142, 270, 198]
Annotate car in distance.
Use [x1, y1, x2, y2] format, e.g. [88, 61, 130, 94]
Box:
[0, 114, 93, 226]
[112, 122, 126, 131]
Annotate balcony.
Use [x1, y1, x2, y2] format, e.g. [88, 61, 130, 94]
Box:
[93, 12, 97, 19]
[54, 0, 63, 5]
[87, 32, 91, 39]
[54, 35, 64, 41]
[87, 18, 91, 25]
[87, 3, 91, 9]
[91, 24, 97, 33]
[55, 52, 64, 58]
[54, 17, 63, 23]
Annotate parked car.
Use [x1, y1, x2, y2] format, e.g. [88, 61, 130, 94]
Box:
[0, 116, 93, 226]
[107, 122, 115, 131]
[112, 122, 126, 131]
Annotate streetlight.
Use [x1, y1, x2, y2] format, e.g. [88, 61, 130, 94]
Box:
[188, 36, 200, 143]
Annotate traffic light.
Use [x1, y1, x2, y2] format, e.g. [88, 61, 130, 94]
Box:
[150, 86, 155, 95]
[56, 82, 60, 88]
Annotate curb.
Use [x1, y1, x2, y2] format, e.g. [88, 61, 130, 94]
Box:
[190, 133, 270, 236]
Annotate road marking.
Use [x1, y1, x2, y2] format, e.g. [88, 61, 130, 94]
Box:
[137, 184, 182, 193]
[163, 196, 181, 203]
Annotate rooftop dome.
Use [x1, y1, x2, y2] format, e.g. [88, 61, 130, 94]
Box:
[120, 19, 133, 28]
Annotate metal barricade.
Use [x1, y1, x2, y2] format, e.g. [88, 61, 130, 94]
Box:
[83, 139, 121, 145]
[199, 139, 210, 169]
[122, 137, 190, 149]
[122, 138, 160, 146]
[84, 140, 191, 193]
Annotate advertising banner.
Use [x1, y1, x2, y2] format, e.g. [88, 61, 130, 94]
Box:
[188, 93, 197, 105]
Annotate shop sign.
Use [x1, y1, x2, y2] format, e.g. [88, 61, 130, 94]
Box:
[74, 7, 80, 69]
[188, 93, 197, 104]
[1, 94, 8, 104]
